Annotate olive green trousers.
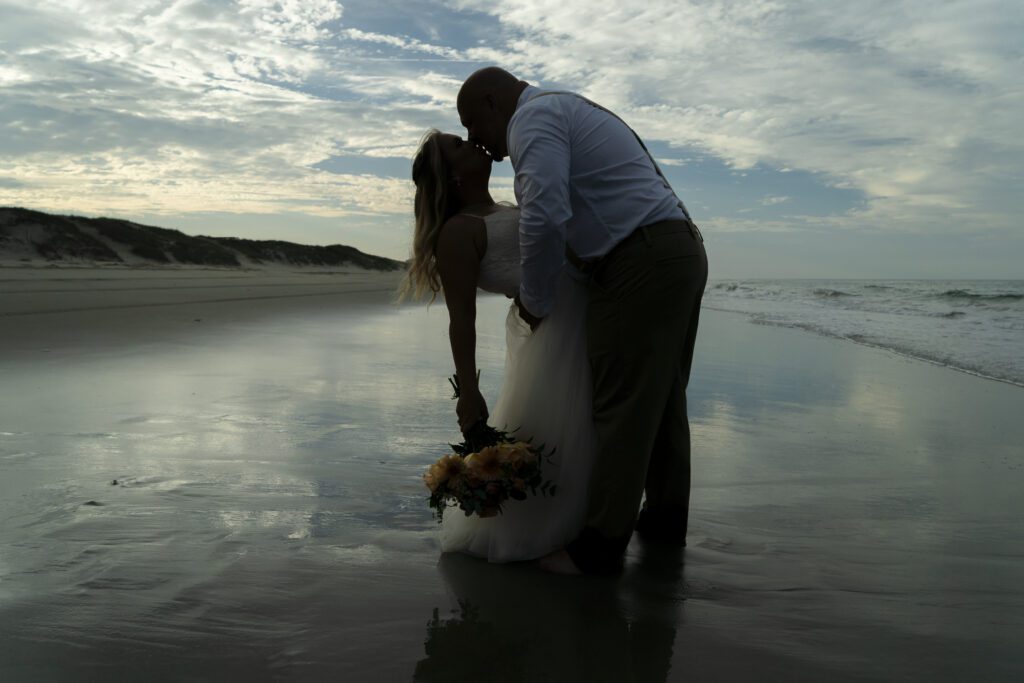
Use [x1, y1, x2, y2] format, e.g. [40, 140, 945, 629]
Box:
[566, 220, 708, 573]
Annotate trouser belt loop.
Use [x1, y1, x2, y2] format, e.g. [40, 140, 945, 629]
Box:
[687, 219, 703, 242]
[641, 226, 651, 246]
[564, 245, 593, 275]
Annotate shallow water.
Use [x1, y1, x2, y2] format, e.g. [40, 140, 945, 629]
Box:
[704, 279, 1024, 386]
[1, 294, 1022, 681]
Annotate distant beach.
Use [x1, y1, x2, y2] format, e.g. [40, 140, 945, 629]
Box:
[1, 267, 1022, 680]
[0, 265, 404, 314]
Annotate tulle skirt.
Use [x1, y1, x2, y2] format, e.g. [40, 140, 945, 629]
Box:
[440, 273, 596, 562]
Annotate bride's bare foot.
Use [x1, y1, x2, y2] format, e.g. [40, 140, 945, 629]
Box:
[536, 549, 582, 576]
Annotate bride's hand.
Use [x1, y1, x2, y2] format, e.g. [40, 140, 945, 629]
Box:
[457, 387, 489, 433]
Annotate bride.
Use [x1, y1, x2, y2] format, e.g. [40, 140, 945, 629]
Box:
[400, 129, 596, 563]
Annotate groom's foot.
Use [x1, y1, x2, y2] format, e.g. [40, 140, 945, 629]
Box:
[536, 549, 582, 576]
[635, 507, 688, 545]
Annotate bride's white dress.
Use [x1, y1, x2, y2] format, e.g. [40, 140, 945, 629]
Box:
[440, 207, 597, 562]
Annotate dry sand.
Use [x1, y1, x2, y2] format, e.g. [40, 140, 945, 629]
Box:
[1, 264, 405, 354]
[1, 264, 404, 316]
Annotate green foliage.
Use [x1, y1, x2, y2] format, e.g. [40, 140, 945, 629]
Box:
[0, 206, 405, 270]
[167, 238, 240, 266]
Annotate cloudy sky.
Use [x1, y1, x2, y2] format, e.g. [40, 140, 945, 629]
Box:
[1, 0, 1021, 277]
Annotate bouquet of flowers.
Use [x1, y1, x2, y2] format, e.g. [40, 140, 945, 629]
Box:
[424, 376, 556, 523]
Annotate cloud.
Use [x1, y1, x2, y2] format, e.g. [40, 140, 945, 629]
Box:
[0, 148, 415, 218]
[450, 0, 1024, 233]
[341, 28, 462, 59]
[0, 0, 1021, 264]
[1, 1, 407, 215]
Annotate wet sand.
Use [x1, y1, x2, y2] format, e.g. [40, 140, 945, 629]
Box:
[1, 267, 1022, 681]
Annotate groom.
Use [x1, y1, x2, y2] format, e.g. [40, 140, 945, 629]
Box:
[457, 67, 708, 575]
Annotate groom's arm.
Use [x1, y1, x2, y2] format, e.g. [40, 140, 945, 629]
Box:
[509, 99, 572, 320]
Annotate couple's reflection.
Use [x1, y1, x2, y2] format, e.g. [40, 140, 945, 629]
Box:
[414, 543, 684, 682]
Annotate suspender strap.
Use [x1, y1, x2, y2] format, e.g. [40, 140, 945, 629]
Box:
[520, 91, 703, 270]
[525, 90, 695, 224]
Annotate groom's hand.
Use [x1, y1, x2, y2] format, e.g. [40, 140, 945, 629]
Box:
[457, 387, 489, 433]
[513, 294, 543, 332]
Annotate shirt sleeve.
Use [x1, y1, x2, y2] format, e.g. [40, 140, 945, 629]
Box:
[509, 98, 572, 318]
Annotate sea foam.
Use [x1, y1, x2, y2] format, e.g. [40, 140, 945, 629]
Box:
[704, 280, 1024, 386]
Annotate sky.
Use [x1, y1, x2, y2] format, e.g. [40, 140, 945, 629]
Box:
[1, 0, 1021, 278]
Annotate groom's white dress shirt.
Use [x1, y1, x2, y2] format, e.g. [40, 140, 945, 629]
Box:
[508, 85, 687, 318]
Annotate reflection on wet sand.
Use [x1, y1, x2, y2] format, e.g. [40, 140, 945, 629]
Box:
[416, 545, 684, 683]
[2, 277, 1023, 679]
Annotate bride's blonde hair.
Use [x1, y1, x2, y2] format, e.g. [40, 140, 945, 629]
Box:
[397, 129, 459, 303]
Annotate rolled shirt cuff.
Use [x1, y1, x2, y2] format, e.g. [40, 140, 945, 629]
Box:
[517, 286, 553, 319]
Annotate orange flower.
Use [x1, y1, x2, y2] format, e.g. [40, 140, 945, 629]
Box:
[423, 466, 441, 492]
[439, 454, 465, 475]
[423, 454, 466, 492]
[466, 445, 503, 481]
[496, 442, 521, 465]
[509, 443, 537, 471]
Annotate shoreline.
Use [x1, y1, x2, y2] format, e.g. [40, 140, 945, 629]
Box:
[705, 304, 1024, 389]
[4, 264, 1020, 389]
[4, 264, 1021, 389]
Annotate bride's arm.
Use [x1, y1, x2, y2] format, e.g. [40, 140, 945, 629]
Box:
[436, 214, 487, 432]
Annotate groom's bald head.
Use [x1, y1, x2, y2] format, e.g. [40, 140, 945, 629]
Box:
[459, 66, 521, 98]
[457, 67, 528, 162]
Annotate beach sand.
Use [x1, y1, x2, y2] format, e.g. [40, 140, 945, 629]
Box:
[1, 266, 1022, 681]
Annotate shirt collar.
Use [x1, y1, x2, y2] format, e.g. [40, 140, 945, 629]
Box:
[507, 85, 541, 161]
[515, 84, 540, 113]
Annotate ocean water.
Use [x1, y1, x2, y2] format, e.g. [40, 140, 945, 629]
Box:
[703, 280, 1024, 386]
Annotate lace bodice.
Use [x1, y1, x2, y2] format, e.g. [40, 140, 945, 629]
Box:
[475, 208, 521, 298]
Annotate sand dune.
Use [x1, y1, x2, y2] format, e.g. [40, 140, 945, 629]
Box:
[0, 206, 405, 271]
